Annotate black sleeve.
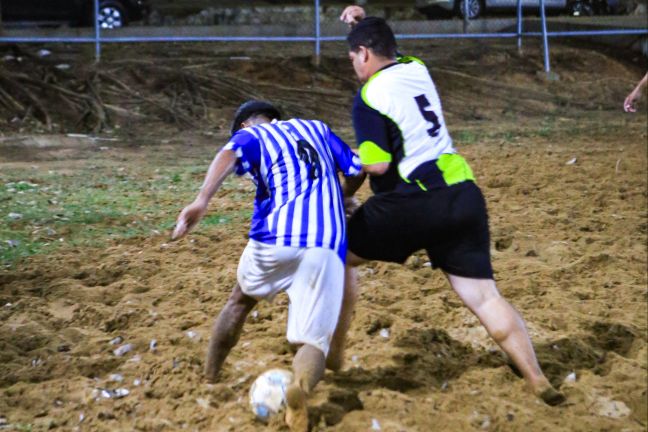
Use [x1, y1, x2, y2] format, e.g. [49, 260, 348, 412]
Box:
[352, 91, 391, 153]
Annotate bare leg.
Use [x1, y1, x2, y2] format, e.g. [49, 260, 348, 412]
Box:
[446, 273, 565, 406]
[204, 283, 257, 383]
[326, 265, 359, 371]
[285, 344, 326, 432]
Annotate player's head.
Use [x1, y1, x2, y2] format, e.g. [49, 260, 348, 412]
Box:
[231, 100, 282, 135]
[347, 17, 397, 82]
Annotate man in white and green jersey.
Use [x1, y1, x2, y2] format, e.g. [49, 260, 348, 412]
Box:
[353, 51, 471, 196]
[332, 9, 566, 407]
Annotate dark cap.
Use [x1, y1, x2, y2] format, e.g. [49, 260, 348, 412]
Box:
[231, 100, 282, 135]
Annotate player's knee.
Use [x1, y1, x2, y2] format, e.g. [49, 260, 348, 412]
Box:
[227, 284, 256, 310]
[344, 278, 359, 301]
[486, 315, 510, 343]
[489, 326, 509, 344]
[480, 297, 514, 343]
[346, 251, 365, 267]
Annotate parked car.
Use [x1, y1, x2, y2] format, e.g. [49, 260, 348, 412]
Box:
[416, 0, 619, 19]
[2, 0, 150, 29]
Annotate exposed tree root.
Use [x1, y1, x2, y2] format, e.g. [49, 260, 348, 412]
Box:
[0, 45, 354, 134]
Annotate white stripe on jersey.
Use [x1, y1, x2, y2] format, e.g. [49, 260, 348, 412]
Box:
[238, 119, 354, 259]
[290, 120, 333, 249]
[267, 123, 312, 247]
[258, 127, 282, 235]
[280, 120, 322, 248]
[314, 120, 346, 252]
[260, 124, 296, 243]
[245, 127, 267, 188]
[278, 120, 321, 249]
[314, 119, 344, 249]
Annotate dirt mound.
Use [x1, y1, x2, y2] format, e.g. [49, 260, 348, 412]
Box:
[1, 40, 644, 138]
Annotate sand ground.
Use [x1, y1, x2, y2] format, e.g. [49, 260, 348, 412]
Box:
[0, 40, 646, 431]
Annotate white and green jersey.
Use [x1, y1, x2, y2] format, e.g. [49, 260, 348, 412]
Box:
[353, 56, 474, 194]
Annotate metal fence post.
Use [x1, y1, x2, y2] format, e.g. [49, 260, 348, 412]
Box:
[516, 0, 523, 54]
[94, 0, 101, 62]
[540, 0, 551, 74]
[463, 0, 470, 33]
[314, 0, 321, 66]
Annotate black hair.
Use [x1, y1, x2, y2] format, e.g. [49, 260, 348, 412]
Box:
[231, 100, 282, 135]
[346, 17, 398, 59]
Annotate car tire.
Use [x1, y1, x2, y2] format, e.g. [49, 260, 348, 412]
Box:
[96, 1, 128, 29]
[568, 0, 595, 15]
[456, 0, 484, 19]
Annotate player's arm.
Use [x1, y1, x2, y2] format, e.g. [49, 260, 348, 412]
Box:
[324, 124, 367, 196]
[362, 161, 389, 176]
[172, 150, 236, 240]
[323, 123, 367, 218]
[197, 149, 237, 203]
[340, 5, 365, 27]
[352, 93, 392, 176]
[173, 130, 260, 240]
[624, 72, 648, 113]
[342, 172, 366, 198]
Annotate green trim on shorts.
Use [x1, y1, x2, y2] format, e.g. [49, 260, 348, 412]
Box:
[359, 140, 393, 165]
[436, 154, 475, 186]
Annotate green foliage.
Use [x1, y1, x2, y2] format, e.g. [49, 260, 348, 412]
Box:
[454, 130, 478, 145]
[0, 162, 252, 268]
[201, 214, 231, 226]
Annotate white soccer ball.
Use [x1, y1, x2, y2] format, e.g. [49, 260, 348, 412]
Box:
[249, 368, 294, 422]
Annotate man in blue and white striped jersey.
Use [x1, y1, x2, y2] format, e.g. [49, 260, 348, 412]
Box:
[172, 100, 363, 431]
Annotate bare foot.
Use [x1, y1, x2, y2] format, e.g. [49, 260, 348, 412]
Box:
[325, 348, 344, 372]
[285, 384, 308, 432]
[538, 386, 566, 406]
[531, 379, 566, 406]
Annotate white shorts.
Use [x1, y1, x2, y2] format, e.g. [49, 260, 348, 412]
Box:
[237, 239, 344, 356]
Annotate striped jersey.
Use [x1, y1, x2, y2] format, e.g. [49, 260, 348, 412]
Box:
[223, 119, 361, 261]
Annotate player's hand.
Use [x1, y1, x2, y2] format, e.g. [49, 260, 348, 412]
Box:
[623, 91, 639, 113]
[172, 199, 208, 240]
[344, 196, 361, 221]
[340, 5, 366, 27]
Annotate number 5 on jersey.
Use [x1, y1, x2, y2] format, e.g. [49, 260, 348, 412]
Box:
[414, 94, 441, 138]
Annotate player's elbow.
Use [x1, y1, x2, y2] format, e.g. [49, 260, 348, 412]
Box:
[363, 162, 389, 176]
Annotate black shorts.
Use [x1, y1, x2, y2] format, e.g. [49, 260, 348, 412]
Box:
[347, 181, 493, 279]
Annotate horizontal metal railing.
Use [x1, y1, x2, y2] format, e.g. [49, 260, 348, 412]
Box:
[0, 0, 645, 73]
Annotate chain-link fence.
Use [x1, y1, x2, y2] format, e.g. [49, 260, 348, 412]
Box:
[0, 0, 646, 72]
